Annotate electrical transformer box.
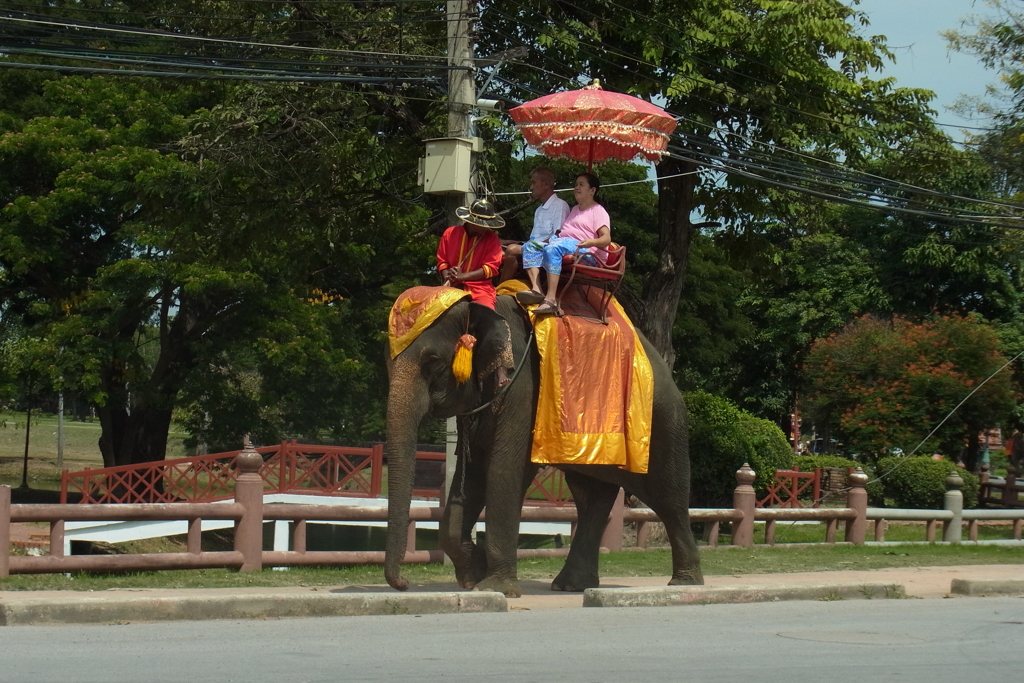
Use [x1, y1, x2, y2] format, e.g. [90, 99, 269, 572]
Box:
[418, 137, 483, 194]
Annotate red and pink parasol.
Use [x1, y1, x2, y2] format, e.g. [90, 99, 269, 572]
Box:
[508, 80, 677, 170]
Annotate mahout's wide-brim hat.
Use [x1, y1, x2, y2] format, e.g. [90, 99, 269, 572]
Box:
[456, 199, 505, 229]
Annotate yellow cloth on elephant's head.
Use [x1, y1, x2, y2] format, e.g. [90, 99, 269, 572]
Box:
[388, 286, 471, 359]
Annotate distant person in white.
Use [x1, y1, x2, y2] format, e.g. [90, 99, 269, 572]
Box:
[500, 166, 570, 281]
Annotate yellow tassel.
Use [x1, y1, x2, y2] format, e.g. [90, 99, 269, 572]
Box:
[452, 334, 476, 384]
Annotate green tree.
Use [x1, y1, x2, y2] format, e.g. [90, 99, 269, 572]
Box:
[482, 0, 942, 370]
[945, 0, 1024, 201]
[0, 1, 447, 463]
[730, 227, 886, 422]
[672, 232, 754, 394]
[804, 314, 1016, 469]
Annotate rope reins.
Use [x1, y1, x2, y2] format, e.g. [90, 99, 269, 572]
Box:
[457, 329, 535, 417]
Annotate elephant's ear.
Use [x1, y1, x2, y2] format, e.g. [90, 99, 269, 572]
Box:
[467, 302, 514, 381]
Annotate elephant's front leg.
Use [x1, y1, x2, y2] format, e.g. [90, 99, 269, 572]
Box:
[471, 419, 533, 598]
[441, 480, 487, 589]
[440, 424, 489, 589]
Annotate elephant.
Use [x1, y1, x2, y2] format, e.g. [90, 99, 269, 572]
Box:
[384, 292, 704, 598]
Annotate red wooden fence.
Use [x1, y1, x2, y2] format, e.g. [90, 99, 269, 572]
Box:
[757, 467, 822, 508]
[60, 440, 574, 506]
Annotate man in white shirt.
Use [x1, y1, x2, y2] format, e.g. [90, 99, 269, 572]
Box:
[500, 166, 571, 281]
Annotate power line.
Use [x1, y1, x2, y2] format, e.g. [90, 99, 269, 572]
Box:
[672, 115, 1024, 213]
[0, 58, 445, 83]
[664, 147, 1024, 231]
[669, 128, 1024, 217]
[0, 13, 453, 62]
[487, 64, 1020, 225]
[0, 41, 456, 75]
[479, 12, 1021, 220]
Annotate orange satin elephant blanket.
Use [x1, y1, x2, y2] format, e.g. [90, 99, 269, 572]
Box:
[499, 281, 653, 473]
[388, 286, 470, 358]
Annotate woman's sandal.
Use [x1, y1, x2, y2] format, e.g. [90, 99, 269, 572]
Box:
[515, 289, 546, 305]
[532, 300, 559, 316]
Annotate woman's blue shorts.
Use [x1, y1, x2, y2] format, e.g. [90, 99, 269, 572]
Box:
[522, 237, 598, 275]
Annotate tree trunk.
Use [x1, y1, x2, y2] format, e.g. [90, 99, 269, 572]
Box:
[963, 430, 980, 473]
[95, 289, 208, 468]
[626, 157, 700, 370]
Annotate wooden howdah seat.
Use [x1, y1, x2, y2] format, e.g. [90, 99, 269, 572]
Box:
[556, 243, 626, 323]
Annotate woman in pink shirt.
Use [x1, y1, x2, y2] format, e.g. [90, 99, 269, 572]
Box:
[518, 173, 611, 315]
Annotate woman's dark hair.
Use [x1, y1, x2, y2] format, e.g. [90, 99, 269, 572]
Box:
[577, 172, 601, 199]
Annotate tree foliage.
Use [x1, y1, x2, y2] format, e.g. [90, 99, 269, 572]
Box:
[482, 0, 943, 368]
[0, 2, 445, 464]
[945, 0, 1024, 200]
[1, 0, 1020, 470]
[804, 314, 1016, 466]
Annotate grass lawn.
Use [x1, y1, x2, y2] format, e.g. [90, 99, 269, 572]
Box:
[746, 520, 1021, 543]
[0, 412, 189, 491]
[2, 534, 1022, 592]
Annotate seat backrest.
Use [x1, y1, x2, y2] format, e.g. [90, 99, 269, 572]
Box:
[604, 243, 624, 268]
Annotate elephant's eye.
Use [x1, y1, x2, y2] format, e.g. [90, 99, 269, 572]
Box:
[420, 352, 447, 379]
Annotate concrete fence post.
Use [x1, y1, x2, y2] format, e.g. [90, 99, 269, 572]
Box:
[234, 437, 265, 572]
[844, 468, 867, 545]
[1, 484, 10, 578]
[943, 472, 964, 543]
[732, 463, 756, 547]
[406, 520, 417, 555]
[599, 487, 625, 552]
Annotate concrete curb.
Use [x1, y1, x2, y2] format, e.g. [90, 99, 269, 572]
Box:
[0, 591, 507, 626]
[583, 581, 907, 608]
[949, 578, 1024, 597]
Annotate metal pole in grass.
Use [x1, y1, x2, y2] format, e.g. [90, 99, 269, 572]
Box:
[57, 388, 64, 470]
[19, 378, 32, 490]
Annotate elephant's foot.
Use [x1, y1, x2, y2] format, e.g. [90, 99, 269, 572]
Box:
[454, 568, 481, 590]
[472, 576, 522, 598]
[452, 544, 488, 590]
[668, 569, 705, 586]
[551, 569, 599, 592]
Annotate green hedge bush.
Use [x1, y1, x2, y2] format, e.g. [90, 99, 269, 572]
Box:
[793, 454, 855, 471]
[685, 390, 793, 508]
[875, 456, 978, 509]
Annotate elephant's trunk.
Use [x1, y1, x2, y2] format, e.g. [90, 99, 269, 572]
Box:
[384, 363, 431, 591]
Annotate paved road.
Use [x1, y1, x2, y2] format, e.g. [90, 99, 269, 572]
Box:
[2, 597, 1021, 683]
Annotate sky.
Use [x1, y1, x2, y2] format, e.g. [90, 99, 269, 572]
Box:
[851, 0, 1004, 130]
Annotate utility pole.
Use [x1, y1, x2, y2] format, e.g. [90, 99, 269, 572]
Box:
[444, 0, 478, 505]
[19, 379, 32, 490]
[445, 0, 478, 220]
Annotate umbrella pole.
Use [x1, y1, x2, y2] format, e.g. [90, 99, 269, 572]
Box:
[587, 139, 594, 173]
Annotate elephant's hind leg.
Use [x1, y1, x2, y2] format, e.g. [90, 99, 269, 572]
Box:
[645, 497, 704, 585]
[551, 471, 619, 592]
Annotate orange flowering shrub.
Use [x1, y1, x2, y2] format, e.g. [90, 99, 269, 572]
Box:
[804, 314, 1015, 460]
